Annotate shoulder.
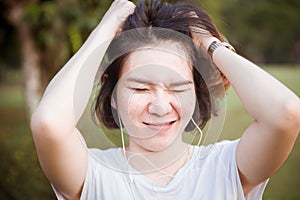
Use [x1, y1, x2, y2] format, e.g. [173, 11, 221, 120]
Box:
[214, 139, 240, 150]
[194, 139, 239, 161]
[87, 148, 125, 171]
[88, 147, 121, 158]
[80, 148, 130, 200]
[191, 139, 240, 179]
[191, 139, 268, 199]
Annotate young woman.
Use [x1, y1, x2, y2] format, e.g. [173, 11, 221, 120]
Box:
[30, 0, 300, 199]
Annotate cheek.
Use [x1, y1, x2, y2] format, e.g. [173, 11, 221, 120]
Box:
[127, 94, 148, 117]
[174, 91, 196, 119]
[117, 90, 150, 120]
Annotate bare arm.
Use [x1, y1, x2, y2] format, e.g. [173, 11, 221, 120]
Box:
[200, 37, 300, 194]
[30, 1, 135, 198]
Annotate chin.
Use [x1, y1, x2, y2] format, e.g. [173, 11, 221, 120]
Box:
[140, 135, 178, 152]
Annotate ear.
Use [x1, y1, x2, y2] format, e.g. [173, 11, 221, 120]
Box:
[111, 97, 117, 109]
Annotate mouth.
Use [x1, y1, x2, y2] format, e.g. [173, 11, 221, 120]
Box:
[143, 120, 177, 131]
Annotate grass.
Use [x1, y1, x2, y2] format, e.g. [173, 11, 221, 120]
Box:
[0, 66, 299, 199]
[0, 81, 56, 199]
[221, 66, 300, 200]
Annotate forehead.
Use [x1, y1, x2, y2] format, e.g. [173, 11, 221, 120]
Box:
[120, 44, 193, 82]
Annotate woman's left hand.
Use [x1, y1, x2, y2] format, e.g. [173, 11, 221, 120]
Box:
[190, 26, 220, 51]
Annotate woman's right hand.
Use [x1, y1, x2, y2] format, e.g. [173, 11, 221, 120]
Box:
[30, 2, 135, 199]
[96, 0, 135, 37]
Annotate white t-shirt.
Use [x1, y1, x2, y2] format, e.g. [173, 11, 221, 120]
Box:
[53, 139, 268, 200]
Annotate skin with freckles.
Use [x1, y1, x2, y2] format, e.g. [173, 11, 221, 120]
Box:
[114, 46, 196, 153]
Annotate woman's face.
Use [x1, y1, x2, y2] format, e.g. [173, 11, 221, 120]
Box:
[114, 44, 196, 152]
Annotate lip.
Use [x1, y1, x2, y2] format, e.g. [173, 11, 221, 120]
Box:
[143, 120, 176, 131]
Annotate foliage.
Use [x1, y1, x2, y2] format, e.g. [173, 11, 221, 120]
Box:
[220, 0, 300, 63]
[21, 0, 115, 81]
[1, 0, 300, 77]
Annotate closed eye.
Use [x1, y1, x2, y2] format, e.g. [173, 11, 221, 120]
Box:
[169, 86, 192, 93]
[171, 89, 189, 93]
[131, 88, 150, 92]
[168, 81, 194, 93]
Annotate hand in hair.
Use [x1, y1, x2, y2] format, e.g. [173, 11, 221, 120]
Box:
[191, 27, 217, 50]
[96, 0, 135, 37]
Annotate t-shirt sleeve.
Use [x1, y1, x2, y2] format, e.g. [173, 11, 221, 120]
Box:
[51, 184, 67, 200]
[79, 149, 103, 199]
[218, 139, 269, 200]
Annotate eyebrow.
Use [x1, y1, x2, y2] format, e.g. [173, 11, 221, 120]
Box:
[126, 77, 152, 84]
[125, 77, 193, 87]
[169, 80, 193, 87]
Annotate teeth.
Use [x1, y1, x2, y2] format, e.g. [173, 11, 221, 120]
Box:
[144, 121, 175, 126]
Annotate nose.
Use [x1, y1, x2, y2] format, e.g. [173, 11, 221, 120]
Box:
[148, 90, 172, 116]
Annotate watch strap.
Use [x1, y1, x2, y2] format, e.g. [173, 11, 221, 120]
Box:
[208, 41, 236, 57]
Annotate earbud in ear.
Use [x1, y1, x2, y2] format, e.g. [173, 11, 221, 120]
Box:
[111, 97, 117, 109]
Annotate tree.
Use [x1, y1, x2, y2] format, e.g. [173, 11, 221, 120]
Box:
[0, 1, 114, 198]
[1, 0, 114, 117]
[1, 0, 299, 119]
[220, 0, 300, 63]
[2, 0, 42, 116]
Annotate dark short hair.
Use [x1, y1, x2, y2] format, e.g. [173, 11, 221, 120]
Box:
[93, 0, 228, 131]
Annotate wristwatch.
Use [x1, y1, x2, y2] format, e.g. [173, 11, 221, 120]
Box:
[208, 41, 236, 57]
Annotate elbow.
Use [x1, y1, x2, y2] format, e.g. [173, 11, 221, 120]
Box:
[275, 100, 300, 135]
[30, 101, 76, 142]
[30, 108, 65, 140]
[30, 108, 53, 137]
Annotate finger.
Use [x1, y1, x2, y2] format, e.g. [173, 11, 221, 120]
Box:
[116, 1, 135, 15]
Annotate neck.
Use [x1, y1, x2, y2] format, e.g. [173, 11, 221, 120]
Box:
[126, 141, 193, 186]
[125, 135, 191, 175]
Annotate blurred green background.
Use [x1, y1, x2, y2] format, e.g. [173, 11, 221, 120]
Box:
[0, 0, 299, 199]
